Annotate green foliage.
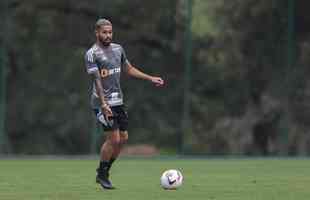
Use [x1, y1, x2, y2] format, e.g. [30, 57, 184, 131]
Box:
[4, 0, 310, 155]
[6, 0, 181, 154]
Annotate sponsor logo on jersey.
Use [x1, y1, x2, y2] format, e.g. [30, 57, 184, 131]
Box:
[100, 67, 121, 78]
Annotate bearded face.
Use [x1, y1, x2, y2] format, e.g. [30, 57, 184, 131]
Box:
[96, 25, 113, 46]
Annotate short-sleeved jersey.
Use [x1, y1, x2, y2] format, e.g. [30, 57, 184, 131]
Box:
[84, 43, 129, 108]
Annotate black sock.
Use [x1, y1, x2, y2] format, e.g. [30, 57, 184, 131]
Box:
[98, 160, 110, 173]
[107, 158, 116, 172]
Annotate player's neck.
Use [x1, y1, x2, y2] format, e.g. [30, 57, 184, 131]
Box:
[96, 41, 111, 49]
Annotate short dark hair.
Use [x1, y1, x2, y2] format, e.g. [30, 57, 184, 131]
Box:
[95, 18, 112, 30]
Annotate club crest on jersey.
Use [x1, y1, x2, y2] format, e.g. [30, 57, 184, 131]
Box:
[100, 67, 121, 78]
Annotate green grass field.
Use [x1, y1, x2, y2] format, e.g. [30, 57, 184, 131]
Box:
[0, 157, 309, 200]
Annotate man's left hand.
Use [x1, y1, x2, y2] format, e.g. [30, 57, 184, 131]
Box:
[150, 76, 164, 87]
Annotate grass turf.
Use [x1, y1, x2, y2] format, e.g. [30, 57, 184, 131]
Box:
[0, 157, 309, 200]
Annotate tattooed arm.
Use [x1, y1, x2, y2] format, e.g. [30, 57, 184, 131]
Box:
[92, 70, 113, 117]
[85, 49, 112, 116]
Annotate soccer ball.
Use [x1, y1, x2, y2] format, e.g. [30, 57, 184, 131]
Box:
[160, 169, 183, 190]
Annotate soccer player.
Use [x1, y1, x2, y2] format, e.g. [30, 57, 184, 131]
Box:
[84, 18, 164, 189]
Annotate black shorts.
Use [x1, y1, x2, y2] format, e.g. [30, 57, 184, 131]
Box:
[93, 105, 129, 131]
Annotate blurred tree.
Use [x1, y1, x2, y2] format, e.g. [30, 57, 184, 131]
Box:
[189, 0, 310, 155]
[4, 0, 310, 155]
[6, 0, 182, 154]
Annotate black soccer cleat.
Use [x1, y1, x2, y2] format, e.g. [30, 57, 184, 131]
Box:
[96, 175, 115, 190]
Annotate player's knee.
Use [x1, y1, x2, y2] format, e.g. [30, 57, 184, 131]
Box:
[120, 131, 128, 144]
[120, 136, 128, 144]
[110, 137, 120, 147]
[107, 131, 121, 147]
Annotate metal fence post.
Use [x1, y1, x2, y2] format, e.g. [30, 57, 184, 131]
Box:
[0, 0, 8, 153]
[180, 0, 193, 154]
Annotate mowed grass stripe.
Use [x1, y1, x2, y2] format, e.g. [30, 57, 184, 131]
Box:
[0, 158, 309, 200]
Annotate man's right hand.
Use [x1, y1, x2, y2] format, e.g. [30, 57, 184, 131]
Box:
[101, 104, 113, 117]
